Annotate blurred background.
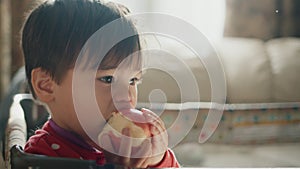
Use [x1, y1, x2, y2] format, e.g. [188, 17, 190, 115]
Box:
[1, 0, 300, 168]
[1, 0, 300, 98]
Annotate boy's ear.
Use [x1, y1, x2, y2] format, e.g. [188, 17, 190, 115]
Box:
[31, 68, 56, 103]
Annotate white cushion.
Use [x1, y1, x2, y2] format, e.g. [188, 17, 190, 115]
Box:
[266, 38, 300, 102]
[215, 38, 272, 103]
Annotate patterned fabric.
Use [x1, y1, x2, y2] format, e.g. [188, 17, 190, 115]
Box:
[160, 102, 300, 144]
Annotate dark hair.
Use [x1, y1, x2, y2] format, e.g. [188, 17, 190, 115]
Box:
[22, 0, 141, 97]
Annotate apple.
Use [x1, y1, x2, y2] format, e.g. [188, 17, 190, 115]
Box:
[98, 109, 151, 148]
[119, 109, 151, 137]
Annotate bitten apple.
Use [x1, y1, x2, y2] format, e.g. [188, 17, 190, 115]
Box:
[98, 109, 151, 147]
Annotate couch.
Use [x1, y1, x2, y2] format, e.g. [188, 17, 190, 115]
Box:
[137, 37, 300, 144]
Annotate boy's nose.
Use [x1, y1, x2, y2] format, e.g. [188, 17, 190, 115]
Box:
[111, 81, 132, 110]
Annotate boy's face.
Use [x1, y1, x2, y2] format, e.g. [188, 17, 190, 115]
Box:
[94, 68, 142, 120]
[51, 66, 142, 139]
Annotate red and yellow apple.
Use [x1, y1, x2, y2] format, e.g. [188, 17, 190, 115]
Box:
[98, 109, 151, 148]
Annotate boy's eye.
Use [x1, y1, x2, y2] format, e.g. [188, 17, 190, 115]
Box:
[98, 76, 114, 84]
[129, 77, 142, 86]
[97, 76, 142, 85]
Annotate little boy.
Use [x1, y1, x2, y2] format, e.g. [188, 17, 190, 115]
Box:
[22, 0, 179, 168]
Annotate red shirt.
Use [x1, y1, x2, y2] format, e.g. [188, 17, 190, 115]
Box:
[24, 120, 180, 168]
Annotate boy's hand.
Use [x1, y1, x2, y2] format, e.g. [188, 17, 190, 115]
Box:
[98, 108, 168, 168]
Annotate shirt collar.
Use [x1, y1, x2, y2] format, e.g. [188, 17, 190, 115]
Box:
[49, 119, 95, 151]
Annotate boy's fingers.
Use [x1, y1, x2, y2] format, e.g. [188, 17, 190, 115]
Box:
[141, 108, 166, 132]
[152, 134, 168, 156]
[141, 107, 168, 149]
[150, 119, 166, 135]
[130, 139, 151, 167]
[141, 108, 160, 122]
[131, 158, 148, 168]
[149, 117, 168, 148]
[134, 138, 151, 158]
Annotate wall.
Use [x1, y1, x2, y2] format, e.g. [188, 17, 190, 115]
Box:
[0, 0, 36, 100]
[224, 0, 300, 41]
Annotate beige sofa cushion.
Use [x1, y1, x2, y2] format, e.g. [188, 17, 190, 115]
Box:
[266, 38, 300, 102]
[216, 38, 272, 103]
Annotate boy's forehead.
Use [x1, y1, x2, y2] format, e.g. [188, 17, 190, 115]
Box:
[97, 67, 142, 74]
[98, 55, 143, 70]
